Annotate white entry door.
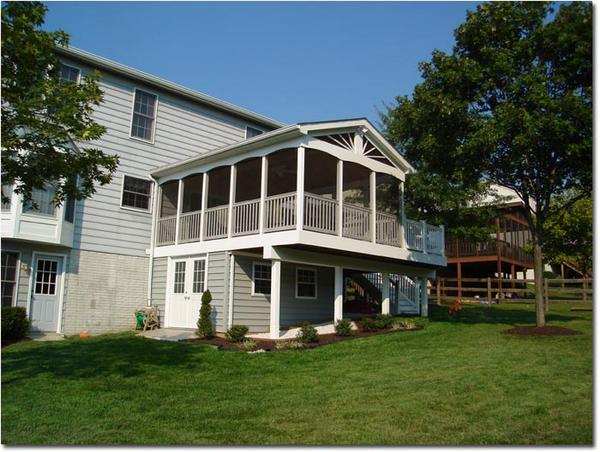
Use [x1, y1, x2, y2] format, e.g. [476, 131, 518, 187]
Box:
[30, 255, 63, 332]
[168, 257, 207, 328]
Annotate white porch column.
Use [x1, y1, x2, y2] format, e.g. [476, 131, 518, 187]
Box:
[259, 156, 268, 234]
[227, 165, 236, 238]
[370, 171, 376, 243]
[199, 173, 208, 241]
[296, 146, 305, 231]
[174, 179, 183, 245]
[334, 266, 344, 322]
[269, 259, 282, 339]
[381, 272, 390, 315]
[420, 277, 429, 317]
[399, 180, 405, 248]
[336, 160, 343, 237]
[421, 219, 428, 254]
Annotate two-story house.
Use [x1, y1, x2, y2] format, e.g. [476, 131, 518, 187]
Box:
[1, 47, 446, 338]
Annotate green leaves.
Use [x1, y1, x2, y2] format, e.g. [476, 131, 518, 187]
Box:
[1, 2, 119, 205]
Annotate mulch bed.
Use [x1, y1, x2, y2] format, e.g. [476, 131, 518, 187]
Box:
[182, 327, 422, 352]
[503, 325, 581, 336]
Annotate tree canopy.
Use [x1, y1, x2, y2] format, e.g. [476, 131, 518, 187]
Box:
[381, 2, 592, 326]
[1, 1, 119, 206]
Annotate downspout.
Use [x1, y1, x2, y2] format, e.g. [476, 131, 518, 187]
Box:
[147, 175, 160, 307]
[227, 252, 235, 328]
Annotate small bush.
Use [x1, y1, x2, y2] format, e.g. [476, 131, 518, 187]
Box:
[1, 307, 30, 341]
[334, 319, 353, 336]
[297, 322, 319, 343]
[275, 340, 305, 350]
[196, 290, 214, 339]
[358, 317, 379, 332]
[374, 314, 394, 329]
[237, 339, 258, 351]
[225, 325, 249, 343]
[393, 316, 428, 330]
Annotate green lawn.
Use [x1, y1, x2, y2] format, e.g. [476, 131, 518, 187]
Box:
[1, 303, 592, 445]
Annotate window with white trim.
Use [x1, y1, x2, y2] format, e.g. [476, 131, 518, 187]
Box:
[23, 185, 56, 216]
[173, 261, 186, 294]
[252, 262, 271, 295]
[59, 64, 80, 83]
[246, 126, 263, 139]
[296, 267, 317, 299]
[192, 259, 206, 294]
[131, 89, 157, 141]
[122, 175, 152, 211]
[34, 259, 58, 295]
[1, 252, 18, 307]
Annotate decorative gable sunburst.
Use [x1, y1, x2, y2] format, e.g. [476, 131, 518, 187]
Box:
[316, 133, 395, 168]
[316, 133, 355, 152]
[361, 137, 394, 167]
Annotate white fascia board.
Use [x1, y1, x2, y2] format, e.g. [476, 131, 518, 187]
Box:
[55, 46, 284, 130]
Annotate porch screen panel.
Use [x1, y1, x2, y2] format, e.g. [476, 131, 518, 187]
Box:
[207, 166, 231, 208]
[267, 149, 296, 196]
[235, 158, 261, 202]
[160, 181, 179, 218]
[304, 149, 338, 199]
[375, 173, 400, 217]
[182, 174, 203, 213]
[342, 162, 370, 208]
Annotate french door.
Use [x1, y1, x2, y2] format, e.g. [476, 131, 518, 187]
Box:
[168, 257, 207, 328]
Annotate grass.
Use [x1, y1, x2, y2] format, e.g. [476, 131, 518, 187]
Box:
[1, 303, 592, 445]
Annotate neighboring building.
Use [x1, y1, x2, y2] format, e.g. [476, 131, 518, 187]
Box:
[1, 47, 281, 335]
[1, 48, 447, 338]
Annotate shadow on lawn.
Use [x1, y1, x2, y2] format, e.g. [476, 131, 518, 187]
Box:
[1, 334, 208, 384]
[429, 304, 582, 326]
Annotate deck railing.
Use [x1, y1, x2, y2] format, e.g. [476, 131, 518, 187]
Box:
[342, 204, 371, 241]
[232, 199, 260, 236]
[264, 192, 296, 231]
[303, 192, 338, 235]
[204, 205, 229, 240]
[156, 215, 177, 245]
[376, 212, 400, 247]
[178, 211, 202, 243]
[405, 219, 424, 251]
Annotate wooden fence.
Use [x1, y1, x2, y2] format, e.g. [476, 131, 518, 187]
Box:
[432, 277, 592, 311]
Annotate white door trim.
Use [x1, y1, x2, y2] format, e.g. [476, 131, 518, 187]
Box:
[28, 251, 67, 334]
[165, 253, 209, 328]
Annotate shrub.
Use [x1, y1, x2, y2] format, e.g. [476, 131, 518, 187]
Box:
[237, 339, 258, 351]
[275, 340, 305, 350]
[196, 290, 214, 338]
[1, 307, 30, 341]
[334, 319, 353, 337]
[374, 314, 394, 329]
[393, 316, 428, 330]
[297, 322, 319, 343]
[225, 325, 249, 343]
[358, 317, 379, 332]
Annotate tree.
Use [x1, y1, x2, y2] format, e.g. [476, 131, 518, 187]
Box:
[1, 1, 119, 207]
[381, 2, 591, 327]
[197, 290, 214, 339]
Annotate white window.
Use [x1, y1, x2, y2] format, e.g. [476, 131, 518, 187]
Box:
[2, 184, 13, 211]
[296, 267, 317, 299]
[1, 252, 19, 307]
[121, 175, 152, 212]
[59, 64, 80, 83]
[173, 261, 186, 294]
[130, 89, 158, 142]
[192, 259, 206, 294]
[245, 126, 263, 139]
[252, 262, 271, 296]
[23, 185, 56, 216]
[34, 259, 58, 295]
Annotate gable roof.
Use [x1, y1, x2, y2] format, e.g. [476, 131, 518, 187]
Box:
[151, 118, 415, 178]
[56, 46, 284, 130]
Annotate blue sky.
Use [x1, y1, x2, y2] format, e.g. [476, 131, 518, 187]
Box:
[43, 2, 477, 126]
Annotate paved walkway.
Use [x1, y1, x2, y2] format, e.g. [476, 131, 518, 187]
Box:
[30, 332, 64, 342]
[138, 328, 197, 342]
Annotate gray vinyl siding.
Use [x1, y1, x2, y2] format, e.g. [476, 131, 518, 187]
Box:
[59, 56, 276, 258]
[207, 251, 229, 333]
[230, 257, 334, 332]
[150, 257, 168, 326]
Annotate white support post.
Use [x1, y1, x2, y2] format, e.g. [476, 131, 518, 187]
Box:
[334, 266, 344, 322]
[421, 219, 428, 254]
[174, 179, 183, 245]
[337, 160, 343, 237]
[199, 173, 208, 241]
[440, 224, 446, 256]
[259, 156, 267, 234]
[269, 259, 282, 339]
[296, 146, 305, 231]
[227, 165, 236, 238]
[399, 180, 405, 248]
[420, 277, 428, 317]
[382, 272, 390, 315]
[370, 171, 376, 243]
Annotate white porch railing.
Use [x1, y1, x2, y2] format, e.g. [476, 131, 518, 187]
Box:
[426, 223, 444, 255]
[156, 215, 177, 245]
[179, 211, 202, 243]
[232, 199, 260, 236]
[376, 212, 400, 247]
[342, 204, 371, 241]
[405, 219, 424, 251]
[204, 205, 229, 240]
[303, 193, 337, 235]
[264, 192, 296, 231]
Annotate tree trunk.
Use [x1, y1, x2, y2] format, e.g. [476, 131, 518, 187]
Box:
[533, 242, 545, 327]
